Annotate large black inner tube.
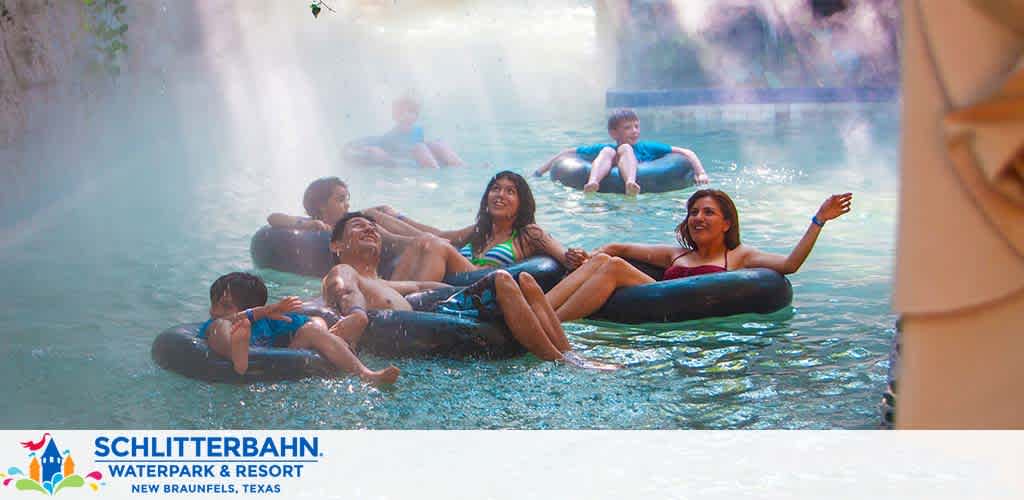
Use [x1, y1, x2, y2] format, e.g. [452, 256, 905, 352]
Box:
[250, 225, 565, 289]
[151, 323, 337, 384]
[441, 255, 566, 291]
[360, 310, 523, 359]
[152, 298, 525, 383]
[299, 297, 523, 359]
[342, 138, 419, 168]
[549, 152, 695, 193]
[249, 226, 403, 279]
[591, 268, 793, 324]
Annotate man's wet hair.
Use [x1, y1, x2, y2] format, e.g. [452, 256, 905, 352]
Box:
[209, 272, 268, 310]
[607, 108, 639, 131]
[331, 211, 375, 242]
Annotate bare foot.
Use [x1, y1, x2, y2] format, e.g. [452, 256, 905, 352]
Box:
[583, 181, 599, 193]
[560, 351, 622, 371]
[230, 327, 251, 375]
[363, 365, 400, 385]
[625, 181, 641, 196]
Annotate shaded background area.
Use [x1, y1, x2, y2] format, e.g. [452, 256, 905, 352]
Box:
[598, 0, 899, 89]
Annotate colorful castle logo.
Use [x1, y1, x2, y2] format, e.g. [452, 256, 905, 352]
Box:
[2, 433, 103, 495]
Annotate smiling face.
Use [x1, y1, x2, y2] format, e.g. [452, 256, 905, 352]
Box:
[486, 177, 521, 220]
[319, 184, 350, 225]
[686, 196, 731, 247]
[329, 215, 381, 258]
[608, 118, 640, 145]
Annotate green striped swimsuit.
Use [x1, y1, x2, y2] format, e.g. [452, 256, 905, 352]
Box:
[459, 230, 518, 268]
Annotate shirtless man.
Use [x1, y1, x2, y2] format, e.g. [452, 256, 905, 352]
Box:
[321, 212, 615, 368]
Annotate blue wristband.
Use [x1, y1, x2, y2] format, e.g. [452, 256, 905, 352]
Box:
[811, 215, 825, 227]
[245, 309, 256, 323]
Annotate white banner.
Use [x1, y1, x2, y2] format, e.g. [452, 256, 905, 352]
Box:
[0, 430, 1020, 499]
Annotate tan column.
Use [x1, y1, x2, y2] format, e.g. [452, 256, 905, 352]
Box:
[897, 0, 1024, 428]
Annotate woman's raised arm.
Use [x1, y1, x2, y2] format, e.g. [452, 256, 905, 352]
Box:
[740, 193, 853, 274]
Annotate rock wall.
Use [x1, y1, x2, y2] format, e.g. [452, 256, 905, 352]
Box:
[0, 0, 85, 147]
[607, 0, 900, 90]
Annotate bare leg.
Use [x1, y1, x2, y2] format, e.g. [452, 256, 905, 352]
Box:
[545, 253, 612, 310]
[328, 311, 370, 348]
[520, 272, 623, 371]
[206, 319, 251, 375]
[290, 318, 399, 385]
[411, 143, 440, 168]
[584, 146, 617, 193]
[517, 272, 571, 353]
[616, 144, 641, 195]
[554, 257, 655, 321]
[361, 146, 397, 166]
[389, 234, 476, 282]
[427, 140, 465, 166]
[492, 271, 563, 361]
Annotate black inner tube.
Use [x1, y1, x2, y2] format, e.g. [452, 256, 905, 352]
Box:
[549, 152, 695, 193]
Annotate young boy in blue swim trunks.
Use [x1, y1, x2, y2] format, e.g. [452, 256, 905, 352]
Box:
[347, 94, 465, 168]
[534, 108, 710, 195]
[198, 272, 399, 384]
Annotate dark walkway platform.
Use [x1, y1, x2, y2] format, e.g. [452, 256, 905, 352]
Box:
[606, 87, 899, 108]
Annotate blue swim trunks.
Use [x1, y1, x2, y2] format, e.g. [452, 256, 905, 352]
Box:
[360, 124, 425, 153]
[576, 140, 672, 163]
[434, 274, 502, 321]
[197, 313, 310, 348]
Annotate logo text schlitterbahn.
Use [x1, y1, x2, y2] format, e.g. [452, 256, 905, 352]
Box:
[93, 435, 320, 495]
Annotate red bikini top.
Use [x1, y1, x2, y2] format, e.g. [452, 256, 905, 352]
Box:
[662, 251, 728, 281]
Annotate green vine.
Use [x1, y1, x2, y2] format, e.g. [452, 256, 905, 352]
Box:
[81, 0, 128, 77]
[309, 1, 334, 18]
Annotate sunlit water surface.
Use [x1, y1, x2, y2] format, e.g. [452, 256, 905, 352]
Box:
[1, 96, 897, 429]
[1, 2, 897, 429]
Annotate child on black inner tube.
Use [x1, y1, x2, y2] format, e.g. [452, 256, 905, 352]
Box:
[198, 271, 399, 384]
[534, 108, 710, 195]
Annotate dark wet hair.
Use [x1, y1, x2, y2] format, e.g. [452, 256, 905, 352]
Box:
[330, 211, 375, 243]
[607, 108, 639, 131]
[676, 189, 742, 251]
[468, 171, 539, 255]
[210, 272, 267, 310]
[302, 177, 347, 219]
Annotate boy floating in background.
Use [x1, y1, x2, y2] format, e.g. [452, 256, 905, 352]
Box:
[198, 272, 399, 384]
[535, 108, 710, 195]
[345, 94, 465, 168]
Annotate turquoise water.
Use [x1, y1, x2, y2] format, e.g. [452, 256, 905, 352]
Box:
[1, 82, 898, 428]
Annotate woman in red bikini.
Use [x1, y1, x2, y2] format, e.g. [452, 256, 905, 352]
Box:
[546, 189, 853, 321]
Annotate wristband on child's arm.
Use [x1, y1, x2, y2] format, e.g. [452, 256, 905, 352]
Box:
[245, 309, 256, 324]
[811, 215, 826, 228]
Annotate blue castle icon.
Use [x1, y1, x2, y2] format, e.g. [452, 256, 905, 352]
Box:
[39, 438, 63, 484]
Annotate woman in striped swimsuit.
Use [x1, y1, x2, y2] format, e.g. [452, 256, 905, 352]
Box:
[387, 170, 579, 282]
[381, 172, 622, 365]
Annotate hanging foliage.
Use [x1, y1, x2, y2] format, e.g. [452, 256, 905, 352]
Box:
[81, 0, 128, 77]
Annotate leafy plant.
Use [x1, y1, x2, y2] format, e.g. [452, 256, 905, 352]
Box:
[81, 0, 128, 77]
[310, 0, 334, 18]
